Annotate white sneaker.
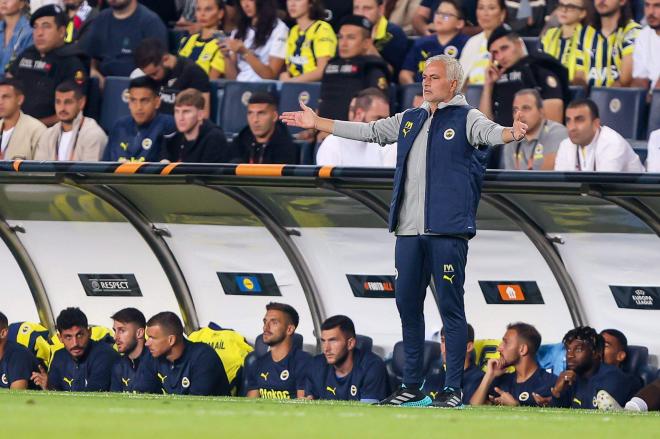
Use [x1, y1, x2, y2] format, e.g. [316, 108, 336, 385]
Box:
[596, 390, 622, 411]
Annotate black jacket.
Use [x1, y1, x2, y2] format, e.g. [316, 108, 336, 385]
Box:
[230, 122, 298, 164]
[161, 119, 231, 163]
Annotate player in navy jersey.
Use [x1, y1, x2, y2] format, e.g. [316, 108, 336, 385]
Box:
[471, 322, 556, 406]
[536, 326, 634, 409]
[426, 324, 483, 404]
[136, 311, 230, 396]
[246, 303, 311, 399]
[110, 307, 153, 392]
[600, 328, 643, 395]
[0, 311, 40, 390]
[31, 307, 118, 391]
[305, 315, 388, 402]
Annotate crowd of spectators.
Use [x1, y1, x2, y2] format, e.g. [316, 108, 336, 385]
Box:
[0, 0, 655, 170]
[1, 305, 658, 412]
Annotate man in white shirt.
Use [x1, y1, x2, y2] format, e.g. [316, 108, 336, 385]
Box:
[646, 129, 660, 172]
[316, 87, 396, 167]
[554, 99, 644, 172]
[632, 0, 660, 90]
[34, 81, 107, 161]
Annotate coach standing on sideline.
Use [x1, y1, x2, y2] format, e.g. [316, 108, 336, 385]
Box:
[281, 54, 527, 408]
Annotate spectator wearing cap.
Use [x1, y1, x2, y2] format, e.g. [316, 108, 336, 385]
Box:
[0, 78, 47, 160]
[62, 0, 99, 47]
[229, 92, 298, 164]
[0, 0, 33, 77]
[83, 0, 167, 88]
[134, 38, 211, 118]
[6, 4, 87, 127]
[318, 14, 390, 121]
[161, 88, 232, 163]
[102, 76, 176, 163]
[480, 26, 566, 128]
[353, 0, 409, 75]
[34, 80, 107, 161]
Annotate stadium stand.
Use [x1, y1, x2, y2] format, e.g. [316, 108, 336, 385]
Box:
[465, 85, 482, 107]
[648, 90, 660, 137]
[277, 82, 321, 135]
[99, 76, 132, 132]
[398, 83, 422, 112]
[589, 87, 649, 140]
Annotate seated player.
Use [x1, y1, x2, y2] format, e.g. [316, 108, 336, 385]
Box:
[137, 311, 230, 396]
[471, 322, 556, 406]
[600, 328, 643, 395]
[245, 303, 311, 399]
[425, 324, 483, 405]
[110, 307, 152, 392]
[536, 326, 635, 409]
[305, 315, 388, 403]
[0, 311, 40, 390]
[31, 307, 118, 391]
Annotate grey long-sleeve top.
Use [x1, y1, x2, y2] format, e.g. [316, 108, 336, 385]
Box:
[332, 94, 506, 235]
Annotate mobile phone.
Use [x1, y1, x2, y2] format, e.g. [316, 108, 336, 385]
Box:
[213, 30, 227, 44]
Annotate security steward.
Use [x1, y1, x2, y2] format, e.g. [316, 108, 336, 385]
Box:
[282, 54, 528, 408]
[318, 15, 390, 121]
[7, 5, 87, 127]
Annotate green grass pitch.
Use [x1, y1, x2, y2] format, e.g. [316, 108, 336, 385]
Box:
[1, 391, 659, 439]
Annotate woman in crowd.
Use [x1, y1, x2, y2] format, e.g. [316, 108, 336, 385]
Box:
[178, 0, 227, 79]
[458, 0, 506, 87]
[221, 0, 289, 81]
[280, 0, 337, 83]
[0, 0, 32, 76]
[541, 0, 592, 85]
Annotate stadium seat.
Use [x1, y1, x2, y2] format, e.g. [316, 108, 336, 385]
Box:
[537, 343, 566, 375]
[648, 90, 660, 137]
[387, 340, 441, 388]
[398, 83, 422, 112]
[278, 82, 321, 135]
[569, 85, 587, 101]
[589, 87, 648, 139]
[623, 345, 657, 385]
[628, 139, 648, 163]
[84, 76, 102, 122]
[465, 85, 482, 107]
[100, 76, 132, 132]
[298, 140, 315, 165]
[216, 81, 278, 138]
[521, 37, 540, 54]
[355, 334, 373, 353]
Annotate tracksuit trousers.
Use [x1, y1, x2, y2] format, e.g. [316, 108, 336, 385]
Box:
[394, 234, 468, 390]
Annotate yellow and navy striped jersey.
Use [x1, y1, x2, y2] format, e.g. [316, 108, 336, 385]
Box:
[178, 33, 225, 75]
[576, 20, 641, 87]
[541, 24, 590, 82]
[285, 20, 337, 77]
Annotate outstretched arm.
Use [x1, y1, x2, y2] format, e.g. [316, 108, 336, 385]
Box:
[281, 101, 402, 146]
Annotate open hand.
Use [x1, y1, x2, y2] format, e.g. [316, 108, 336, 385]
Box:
[489, 387, 518, 406]
[280, 101, 317, 129]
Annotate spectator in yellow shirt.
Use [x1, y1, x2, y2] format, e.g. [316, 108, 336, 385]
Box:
[178, 0, 226, 79]
[280, 0, 337, 82]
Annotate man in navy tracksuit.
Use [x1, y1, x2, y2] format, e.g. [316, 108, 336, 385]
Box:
[102, 76, 175, 162]
[281, 54, 528, 407]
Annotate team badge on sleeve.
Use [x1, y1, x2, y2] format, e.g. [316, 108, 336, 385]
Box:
[74, 70, 85, 85]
